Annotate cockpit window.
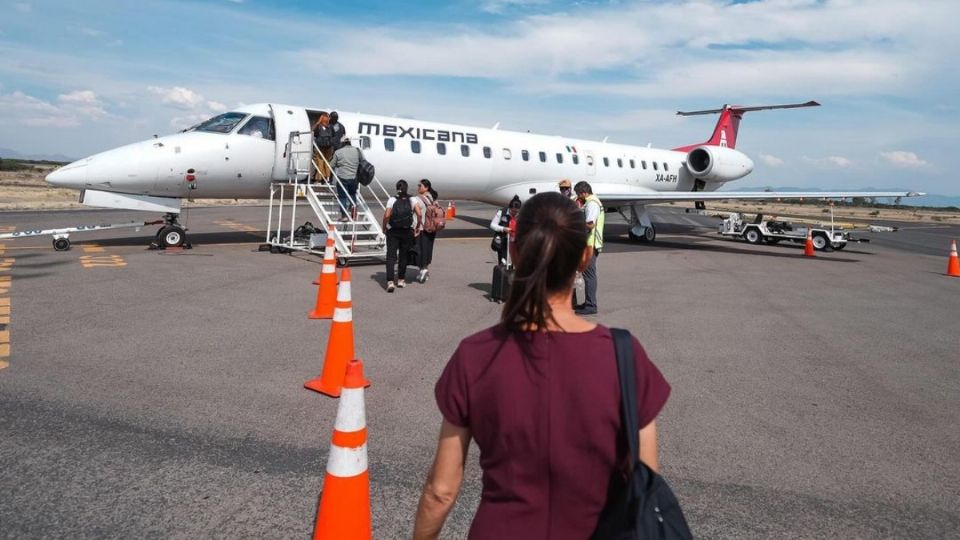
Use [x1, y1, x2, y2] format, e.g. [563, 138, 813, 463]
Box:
[192, 112, 248, 134]
[237, 116, 275, 141]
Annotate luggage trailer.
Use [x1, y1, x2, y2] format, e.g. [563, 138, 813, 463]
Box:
[0, 220, 163, 251]
[718, 212, 868, 251]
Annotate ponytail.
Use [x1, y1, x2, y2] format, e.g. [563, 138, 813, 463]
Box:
[501, 192, 587, 331]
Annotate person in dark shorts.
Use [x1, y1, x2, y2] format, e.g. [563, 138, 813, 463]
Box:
[413, 192, 672, 539]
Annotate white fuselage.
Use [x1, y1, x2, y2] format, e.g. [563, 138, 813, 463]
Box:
[47, 103, 752, 208]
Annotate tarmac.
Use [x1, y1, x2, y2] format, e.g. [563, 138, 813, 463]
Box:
[0, 202, 958, 538]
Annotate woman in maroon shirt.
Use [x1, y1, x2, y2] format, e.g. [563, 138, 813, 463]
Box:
[413, 192, 671, 539]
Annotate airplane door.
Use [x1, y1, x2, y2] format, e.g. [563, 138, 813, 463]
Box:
[269, 104, 311, 181]
[585, 151, 596, 176]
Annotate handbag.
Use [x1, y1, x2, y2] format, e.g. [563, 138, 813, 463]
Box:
[591, 329, 693, 540]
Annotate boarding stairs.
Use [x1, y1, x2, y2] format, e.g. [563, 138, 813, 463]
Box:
[265, 131, 391, 264]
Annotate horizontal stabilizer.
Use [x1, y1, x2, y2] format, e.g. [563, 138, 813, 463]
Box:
[677, 101, 821, 116]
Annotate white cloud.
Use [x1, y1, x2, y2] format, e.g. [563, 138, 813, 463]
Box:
[828, 156, 853, 168]
[481, 0, 549, 14]
[803, 155, 853, 168]
[58, 89, 107, 119]
[759, 153, 784, 167]
[147, 85, 205, 109]
[13, 3, 31, 13]
[881, 151, 928, 168]
[291, 0, 953, 100]
[0, 89, 108, 128]
[207, 100, 227, 113]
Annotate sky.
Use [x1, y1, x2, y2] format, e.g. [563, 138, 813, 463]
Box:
[1, 0, 958, 195]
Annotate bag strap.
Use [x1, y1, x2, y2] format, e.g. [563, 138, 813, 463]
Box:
[612, 328, 651, 495]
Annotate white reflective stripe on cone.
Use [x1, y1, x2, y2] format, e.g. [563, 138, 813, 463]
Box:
[334, 388, 366, 432]
[322, 263, 336, 273]
[333, 307, 352, 322]
[336, 281, 352, 301]
[323, 246, 335, 260]
[327, 443, 368, 477]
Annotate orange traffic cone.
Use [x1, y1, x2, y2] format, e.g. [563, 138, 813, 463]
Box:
[450, 200, 457, 218]
[445, 201, 454, 220]
[804, 228, 816, 257]
[947, 240, 960, 277]
[306, 268, 366, 397]
[312, 360, 371, 540]
[309, 232, 338, 319]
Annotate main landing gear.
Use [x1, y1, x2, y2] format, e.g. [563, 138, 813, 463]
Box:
[625, 204, 656, 243]
[151, 213, 192, 250]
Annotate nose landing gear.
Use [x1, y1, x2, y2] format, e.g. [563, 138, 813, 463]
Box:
[150, 213, 192, 250]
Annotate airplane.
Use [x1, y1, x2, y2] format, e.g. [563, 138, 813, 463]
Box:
[44, 101, 920, 248]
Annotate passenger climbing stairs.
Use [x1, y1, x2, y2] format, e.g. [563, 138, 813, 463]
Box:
[265, 131, 390, 264]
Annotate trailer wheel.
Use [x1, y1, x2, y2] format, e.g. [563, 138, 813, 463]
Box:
[743, 228, 763, 244]
[812, 234, 828, 251]
[764, 237, 781, 244]
[833, 243, 846, 251]
[159, 225, 186, 248]
[53, 237, 71, 251]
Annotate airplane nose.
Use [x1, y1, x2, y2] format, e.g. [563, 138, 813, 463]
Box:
[46, 161, 88, 188]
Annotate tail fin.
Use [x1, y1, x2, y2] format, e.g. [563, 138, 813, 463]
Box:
[672, 101, 820, 152]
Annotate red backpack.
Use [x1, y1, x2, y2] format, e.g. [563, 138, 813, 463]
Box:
[422, 197, 446, 233]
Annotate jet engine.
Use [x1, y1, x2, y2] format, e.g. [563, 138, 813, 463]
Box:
[685, 145, 754, 183]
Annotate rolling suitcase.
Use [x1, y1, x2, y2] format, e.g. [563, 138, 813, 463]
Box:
[491, 263, 514, 303]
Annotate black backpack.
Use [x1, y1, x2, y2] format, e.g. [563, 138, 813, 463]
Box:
[591, 329, 693, 540]
[357, 152, 376, 186]
[389, 196, 413, 229]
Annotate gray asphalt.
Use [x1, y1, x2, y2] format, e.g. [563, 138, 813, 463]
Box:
[1, 203, 958, 538]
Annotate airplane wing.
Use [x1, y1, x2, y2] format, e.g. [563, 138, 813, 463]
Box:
[597, 190, 923, 204]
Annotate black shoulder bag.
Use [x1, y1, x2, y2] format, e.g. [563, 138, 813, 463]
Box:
[592, 328, 693, 540]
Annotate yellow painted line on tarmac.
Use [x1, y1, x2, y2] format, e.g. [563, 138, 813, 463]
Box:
[0, 258, 14, 271]
[79, 244, 126, 268]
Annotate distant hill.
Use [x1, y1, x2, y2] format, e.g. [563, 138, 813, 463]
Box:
[719, 186, 960, 209]
[0, 147, 76, 163]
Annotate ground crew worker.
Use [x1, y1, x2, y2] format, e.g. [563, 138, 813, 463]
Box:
[574, 181, 603, 315]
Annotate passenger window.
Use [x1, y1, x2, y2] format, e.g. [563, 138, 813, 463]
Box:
[572, 155, 579, 165]
[603, 157, 610, 167]
[522, 150, 529, 161]
[653, 162, 658, 171]
[411, 140, 421, 154]
[629, 159, 635, 169]
[503, 148, 512, 160]
[539, 151, 546, 163]
[360, 136, 371, 150]
[437, 142, 446, 155]
[384, 138, 395, 152]
[664, 163, 669, 171]
[237, 116, 275, 141]
[483, 146, 492, 158]
[461, 144, 470, 157]
[617, 158, 623, 168]
[586, 155, 594, 166]
[556, 153, 563, 164]
[642, 160, 647, 170]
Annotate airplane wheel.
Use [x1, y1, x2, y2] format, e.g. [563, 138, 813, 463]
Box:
[744, 229, 763, 244]
[159, 226, 186, 248]
[53, 238, 71, 251]
[812, 234, 828, 251]
[629, 226, 656, 243]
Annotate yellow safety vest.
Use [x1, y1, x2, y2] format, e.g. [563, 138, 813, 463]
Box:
[585, 194, 605, 250]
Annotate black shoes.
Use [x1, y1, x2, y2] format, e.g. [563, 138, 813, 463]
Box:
[575, 307, 598, 315]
